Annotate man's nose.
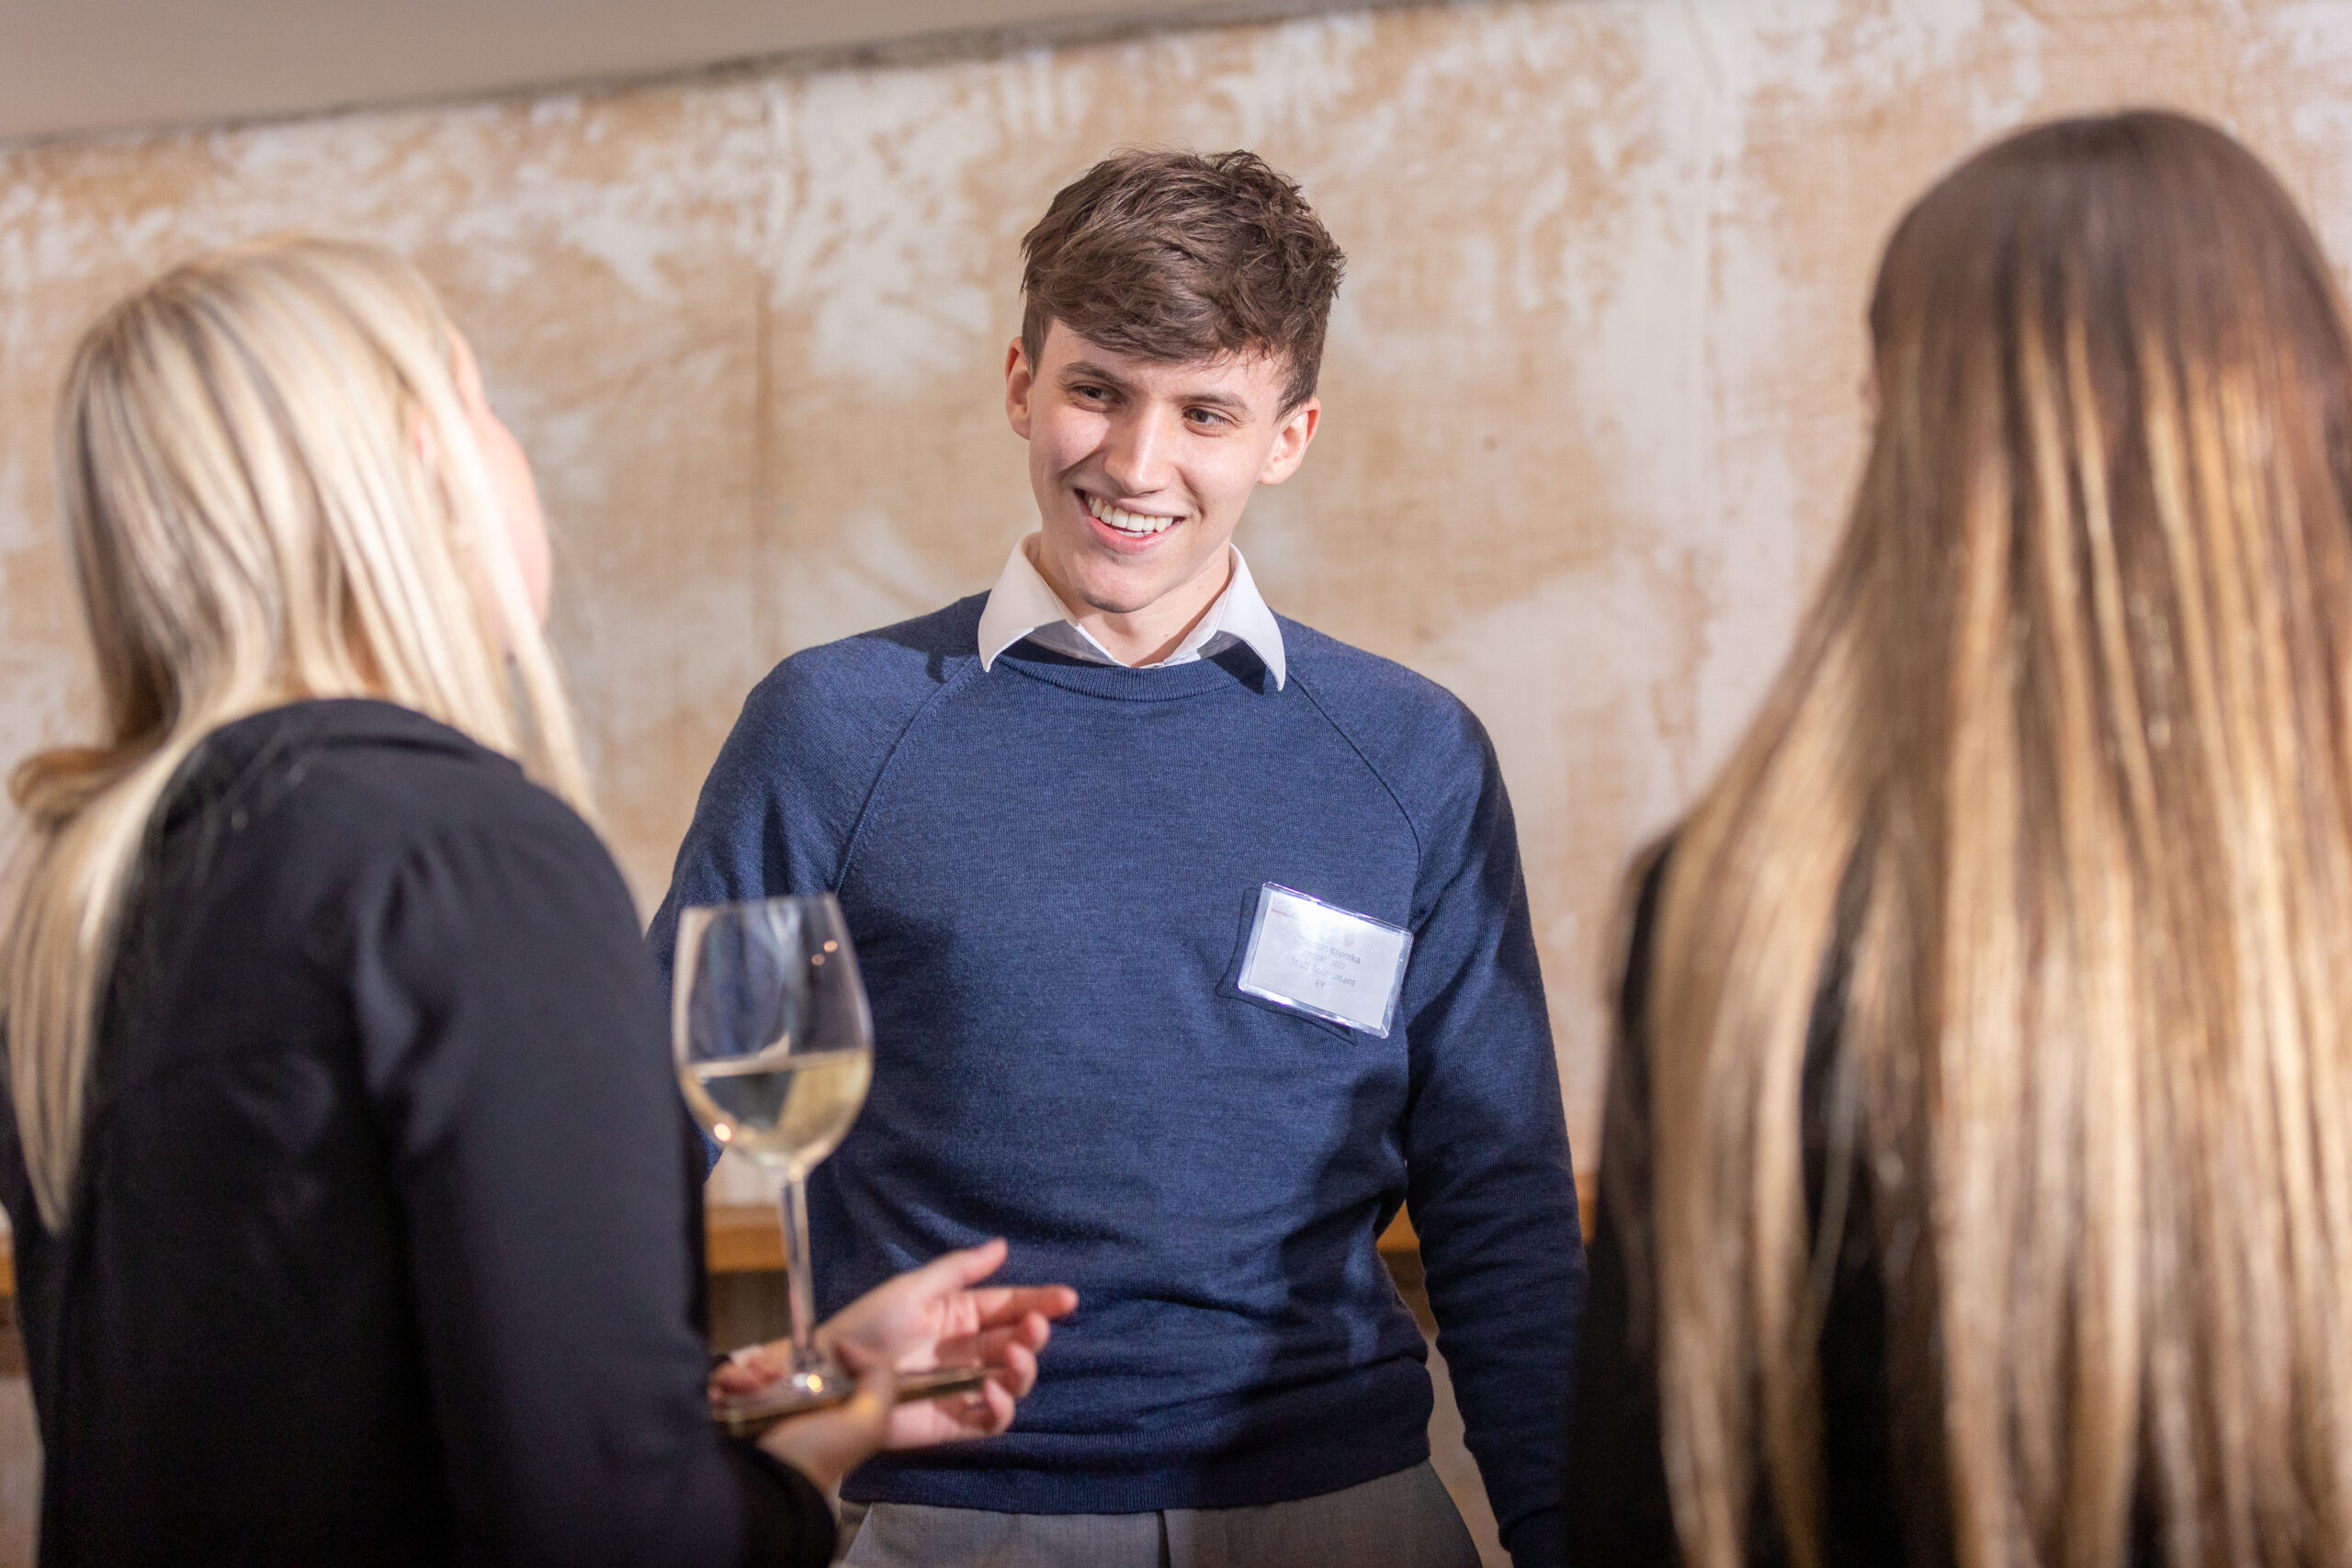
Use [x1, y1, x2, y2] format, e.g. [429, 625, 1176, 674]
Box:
[1102, 410, 1177, 496]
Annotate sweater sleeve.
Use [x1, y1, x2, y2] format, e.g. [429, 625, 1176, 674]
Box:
[1394, 718, 1587, 1568]
[647, 637, 957, 997]
[647, 681, 825, 991]
[646, 656, 911, 1173]
[348, 812, 834, 1568]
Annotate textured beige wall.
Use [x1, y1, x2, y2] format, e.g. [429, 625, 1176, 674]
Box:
[7, 0, 2352, 1185]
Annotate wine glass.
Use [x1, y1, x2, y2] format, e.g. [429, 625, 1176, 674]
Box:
[675, 894, 874, 1416]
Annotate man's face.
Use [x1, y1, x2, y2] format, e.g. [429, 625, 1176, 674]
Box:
[1005, 322, 1318, 619]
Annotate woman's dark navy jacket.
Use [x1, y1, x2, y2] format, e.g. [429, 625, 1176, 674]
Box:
[0, 699, 831, 1567]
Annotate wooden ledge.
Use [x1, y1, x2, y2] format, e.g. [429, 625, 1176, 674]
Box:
[706, 1203, 788, 1274]
[707, 1197, 1619, 1275]
[709, 1204, 1426, 1276]
[0, 1207, 1422, 1298]
[0, 1181, 1595, 1302]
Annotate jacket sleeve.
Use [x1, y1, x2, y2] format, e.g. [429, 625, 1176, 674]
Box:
[1395, 723, 1586, 1568]
[348, 812, 834, 1568]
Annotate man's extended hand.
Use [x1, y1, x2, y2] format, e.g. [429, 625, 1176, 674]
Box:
[716, 1238, 1078, 1452]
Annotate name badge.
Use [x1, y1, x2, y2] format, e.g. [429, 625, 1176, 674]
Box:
[1237, 883, 1413, 1038]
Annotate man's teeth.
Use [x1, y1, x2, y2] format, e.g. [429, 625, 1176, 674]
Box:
[1085, 494, 1177, 536]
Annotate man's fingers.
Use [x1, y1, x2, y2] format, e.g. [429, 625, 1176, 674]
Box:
[905, 1236, 1011, 1296]
[976, 1377, 1018, 1432]
[935, 1376, 1019, 1438]
[947, 1312, 1052, 1370]
[965, 1283, 1080, 1326]
[982, 1342, 1039, 1399]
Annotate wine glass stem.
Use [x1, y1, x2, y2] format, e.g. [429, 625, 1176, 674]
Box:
[778, 1175, 821, 1373]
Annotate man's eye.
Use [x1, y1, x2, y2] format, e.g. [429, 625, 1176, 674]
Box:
[1186, 409, 1227, 428]
[1075, 385, 1109, 401]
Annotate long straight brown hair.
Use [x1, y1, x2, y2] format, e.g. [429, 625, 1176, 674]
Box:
[1644, 111, 2352, 1568]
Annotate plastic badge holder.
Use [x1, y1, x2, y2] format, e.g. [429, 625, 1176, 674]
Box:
[1235, 883, 1414, 1039]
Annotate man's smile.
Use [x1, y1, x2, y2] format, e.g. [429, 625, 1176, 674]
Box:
[1082, 490, 1183, 538]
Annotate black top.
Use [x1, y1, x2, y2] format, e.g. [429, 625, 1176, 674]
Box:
[0, 700, 831, 1568]
[1562, 849, 1932, 1568]
[1563, 851, 2159, 1568]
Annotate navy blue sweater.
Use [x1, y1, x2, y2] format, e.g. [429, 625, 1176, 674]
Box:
[650, 597, 1584, 1562]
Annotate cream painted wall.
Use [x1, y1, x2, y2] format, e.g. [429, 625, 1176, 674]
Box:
[0, 0, 1257, 141]
[7, 0, 2352, 1192]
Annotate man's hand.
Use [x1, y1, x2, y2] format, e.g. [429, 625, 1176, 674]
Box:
[716, 1238, 1078, 1451]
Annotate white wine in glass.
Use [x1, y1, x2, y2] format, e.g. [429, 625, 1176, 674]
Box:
[675, 895, 873, 1416]
[681, 1046, 872, 1179]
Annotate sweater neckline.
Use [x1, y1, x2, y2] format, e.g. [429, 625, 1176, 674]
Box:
[986, 643, 1273, 702]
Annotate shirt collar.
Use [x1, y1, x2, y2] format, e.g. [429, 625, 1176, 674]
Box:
[974, 534, 1287, 690]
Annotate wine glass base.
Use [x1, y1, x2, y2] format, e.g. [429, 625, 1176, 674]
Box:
[724, 1363, 855, 1410]
[715, 1364, 853, 1437]
[713, 1364, 993, 1438]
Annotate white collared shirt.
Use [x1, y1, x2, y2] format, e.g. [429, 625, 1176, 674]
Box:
[974, 534, 1288, 690]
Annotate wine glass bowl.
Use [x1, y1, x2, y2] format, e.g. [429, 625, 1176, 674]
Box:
[675, 895, 874, 1416]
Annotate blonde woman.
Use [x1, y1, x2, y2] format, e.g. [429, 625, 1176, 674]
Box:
[0, 236, 1072, 1567]
[1566, 112, 2352, 1567]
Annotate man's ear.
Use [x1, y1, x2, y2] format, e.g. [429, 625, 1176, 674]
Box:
[1004, 337, 1035, 440]
[1257, 397, 1320, 486]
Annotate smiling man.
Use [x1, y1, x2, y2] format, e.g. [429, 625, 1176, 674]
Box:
[651, 150, 1583, 1568]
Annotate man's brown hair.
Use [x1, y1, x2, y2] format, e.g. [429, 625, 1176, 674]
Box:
[1019, 148, 1345, 413]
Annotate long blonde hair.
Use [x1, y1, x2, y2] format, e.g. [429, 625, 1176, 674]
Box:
[3, 235, 591, 1231]
[1645, 111, 2352, 1568]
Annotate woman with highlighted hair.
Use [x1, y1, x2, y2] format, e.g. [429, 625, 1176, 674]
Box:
[1570, 111, 2352, 1567]
[0, 236, 1071, 1567]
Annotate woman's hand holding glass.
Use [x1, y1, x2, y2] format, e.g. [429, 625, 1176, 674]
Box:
[718, 1237, 1078, 1488]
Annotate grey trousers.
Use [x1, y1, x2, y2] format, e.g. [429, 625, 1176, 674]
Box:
[835, 1461, 1480, 1568]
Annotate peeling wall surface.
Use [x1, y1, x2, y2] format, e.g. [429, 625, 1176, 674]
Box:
[8, 0, 2352, 1190]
